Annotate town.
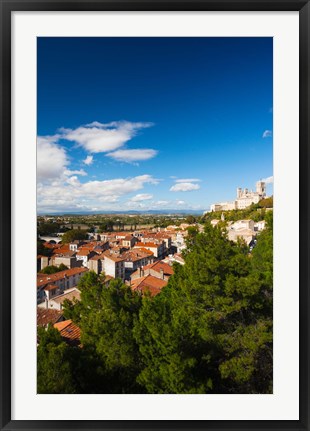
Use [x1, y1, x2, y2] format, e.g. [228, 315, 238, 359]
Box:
[37, 186, 272, 348]
[37, 176, 273, 394]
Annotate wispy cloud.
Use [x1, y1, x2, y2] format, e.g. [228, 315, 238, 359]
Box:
[64, 169, 87, 176]
[83, 155, 93, 165]
[62, 120, 153, 154]
[106, 148, 158, 163]
[170, 177, 201, 192]
[262, 130, 272, 138]
[175, 178, 201, 183]
[262, 176, 273, 184]
[130, 193, 153, 202]
[170, 182, 200, 192]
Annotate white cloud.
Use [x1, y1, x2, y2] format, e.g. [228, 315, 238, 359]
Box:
[66, 176, 80, 186]
[170, 182, 200, 192]
[64, 169, 87, 177]
[262, 130, 272, 138]
[83, 155, 93, 165]
[37, 136, 68, 181]
[262, 176, 273, 184]
[62, 121, 153, 154]
[106, 148, 158, 162]
[37, 174, 159, 213]
[97, 196, 120, 203]
[130, 193, 153, 202]
[175, 178, 201, 183]
[176, 200, 186, 205]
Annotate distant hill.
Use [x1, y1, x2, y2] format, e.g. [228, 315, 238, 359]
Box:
[38, 209, 205, 216]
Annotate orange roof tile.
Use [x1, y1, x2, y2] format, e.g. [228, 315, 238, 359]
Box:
[131, 275, 167, 296]
[133, 247, 154, 256]
[102, 251, 125, 262]
[54, 320, 81, 347]
[37, 267, 88, 288]
[135, 242, 160, 248]
[37, 307, 63, 327]
[143, 260, 174, 275]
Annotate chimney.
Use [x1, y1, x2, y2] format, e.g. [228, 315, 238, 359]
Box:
[160, 268, 164, 279]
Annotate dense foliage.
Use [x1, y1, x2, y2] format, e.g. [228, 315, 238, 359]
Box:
[37, 240, 52, 257]
[202, 198, 273, 224]
[37, 222, 61, 236]
[38, 212, 273, 394]
[39, 264, 69, 274]
[61, 229, 89, 244]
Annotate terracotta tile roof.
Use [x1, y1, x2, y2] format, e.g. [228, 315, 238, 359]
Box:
[37, 307, 63, 327]
[43, 242, 62, 250]
[120, 250, 151, 262]
[76, 248, 92, 256]
[52, 244, 70, 255]
[53, 250, 76, 258]
[123, 235, 134, 241]
[131, 275, 167, 296]
[37, 267, 88, 288]
[135, 242, 160, 248]
[143, 260, 174, 275]
[89, 253, 104, 261]
[155, 233, 172, 239]
[133, 247, 154, 256]
[51, 288, 81, 305]
[54, 320, 81, 347]
[102, 251, 125, 262]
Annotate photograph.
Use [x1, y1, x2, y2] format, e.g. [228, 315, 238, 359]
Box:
[36, 36, 273, 395]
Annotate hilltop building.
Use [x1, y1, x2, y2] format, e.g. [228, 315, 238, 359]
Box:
[210, 181, 267, 212]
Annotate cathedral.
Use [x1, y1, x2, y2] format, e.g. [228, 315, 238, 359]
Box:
[210, 181, 267, 212]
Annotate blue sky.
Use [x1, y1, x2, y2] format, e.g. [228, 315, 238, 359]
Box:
[37, 37, 273, 214]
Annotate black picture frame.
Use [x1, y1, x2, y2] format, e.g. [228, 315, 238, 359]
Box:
[1, 1, 309, 430]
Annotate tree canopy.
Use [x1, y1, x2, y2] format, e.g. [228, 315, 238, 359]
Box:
[61, 229, 88, 244]
[38, 212, 273, 394]
[39, 263, 68, 274]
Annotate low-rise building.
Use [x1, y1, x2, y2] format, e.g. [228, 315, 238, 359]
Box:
[76, 248, 96, 267]
[121, 249, 154, 280]
[122, 235, 137, 248]
[87, 253, 105, 274]
[134, 241, 166, 259]
[131, 260, 174, 282]
[254, 220, 266, 231]
[162, 253, 185, 266]
[40, 288, 81, 311]
[227, 228, 255, 245]
[37, 267, 88, 304]
[37, 307, 64, 327]
[130, 275, 167, 297]
[102, 251, 125, 280]
[51, 252, 79, 269]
